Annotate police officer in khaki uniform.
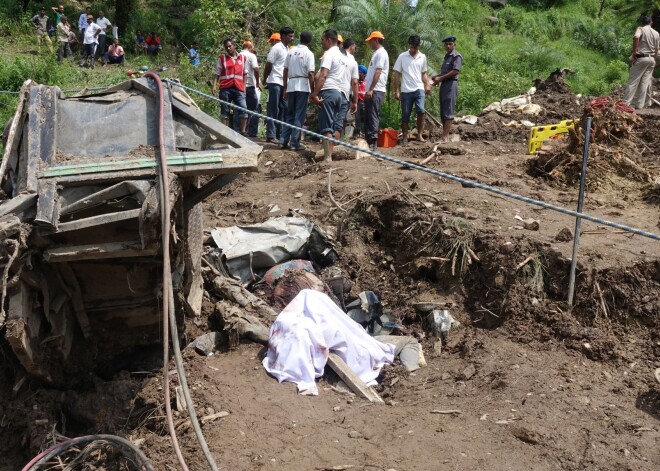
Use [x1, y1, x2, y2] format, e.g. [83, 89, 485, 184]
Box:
[623, 16, 660, 110]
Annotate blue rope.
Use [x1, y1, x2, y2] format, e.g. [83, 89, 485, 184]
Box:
[164, 79, 660, 242]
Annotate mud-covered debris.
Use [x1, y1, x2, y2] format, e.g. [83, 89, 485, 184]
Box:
[555, 227, 574, 242]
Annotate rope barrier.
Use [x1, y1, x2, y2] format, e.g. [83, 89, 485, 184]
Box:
[163, 79, 660, 242]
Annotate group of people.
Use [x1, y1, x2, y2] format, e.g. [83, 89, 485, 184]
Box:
[136, 31, 163, 55]
[211, 27, 463, 160]
[32, 5, 124, 68]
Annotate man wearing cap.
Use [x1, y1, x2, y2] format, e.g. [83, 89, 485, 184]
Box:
[280, 31, 315, 150]
[310, 29, 351, 162]
[79, 14, 102, 68]
[31, 8, 53, 53]
[393, 35, 431, 146]
[432, 36, 463, 142]
[264, 27, 294, 143]
[623, 16, 659, 110]
[364, 31, 389, 151]
[212, 39, 249, 135]
[240, 40, 261, 137]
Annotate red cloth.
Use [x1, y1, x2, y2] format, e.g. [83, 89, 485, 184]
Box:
[215, 54, 246, 92]
[357, 79, 366, 102]
[145, 35, 161, 47]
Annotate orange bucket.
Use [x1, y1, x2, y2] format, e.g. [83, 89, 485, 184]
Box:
[377, 128, 398, 148]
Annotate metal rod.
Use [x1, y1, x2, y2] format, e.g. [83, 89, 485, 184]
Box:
[567, 117, 592, 307]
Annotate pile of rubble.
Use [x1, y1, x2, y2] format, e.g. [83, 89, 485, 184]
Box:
[528, 97, 655, 193]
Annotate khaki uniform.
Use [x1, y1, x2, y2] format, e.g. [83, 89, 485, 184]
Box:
[623, 25, 660, 109]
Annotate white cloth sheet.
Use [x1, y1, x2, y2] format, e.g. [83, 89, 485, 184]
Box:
[263, 289, 395, 395]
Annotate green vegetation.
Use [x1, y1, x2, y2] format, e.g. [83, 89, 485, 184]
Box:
[0, 0, 657, 130]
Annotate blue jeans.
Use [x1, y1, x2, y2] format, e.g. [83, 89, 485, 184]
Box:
[219, 88, 247, 132]
[280, 91, 309, 148]
[317, 89, 343, 135]
[266, 83, 286, 140]
[245, 86, 260, 137]
[400, 89, 426, 123]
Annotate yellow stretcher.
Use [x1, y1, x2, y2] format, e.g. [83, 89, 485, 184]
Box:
[528, 119, 579, 154]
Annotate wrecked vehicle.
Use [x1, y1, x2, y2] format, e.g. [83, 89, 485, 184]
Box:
[0, 78, 261, 384]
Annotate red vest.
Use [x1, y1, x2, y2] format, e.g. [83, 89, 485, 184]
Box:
[217, 54, 246, 92]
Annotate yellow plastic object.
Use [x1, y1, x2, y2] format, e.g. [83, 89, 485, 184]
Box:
[528, 119, 579, 154]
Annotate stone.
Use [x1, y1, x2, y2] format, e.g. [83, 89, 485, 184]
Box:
[348, 430, 362, 439]
[555, 227, 573, 242]
[486, 15, 499, 25]
[441, 372, 452, 381]
[462, 364, 477, 380]
[521, 218, 540, 231]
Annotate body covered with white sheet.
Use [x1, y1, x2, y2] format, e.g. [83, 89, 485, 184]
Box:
[263, 289, 395, 395]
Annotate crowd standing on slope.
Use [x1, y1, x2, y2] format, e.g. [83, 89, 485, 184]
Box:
[28, 5, 659, 161]
[209, 27, 463, 160]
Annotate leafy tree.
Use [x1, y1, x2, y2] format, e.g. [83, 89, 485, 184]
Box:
[334, 0, 445, 64]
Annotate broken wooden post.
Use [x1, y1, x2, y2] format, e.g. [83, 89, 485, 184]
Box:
[326, 353, 384, 404]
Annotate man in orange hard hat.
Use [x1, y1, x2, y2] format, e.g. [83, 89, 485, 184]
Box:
[364, 31, 389, 151]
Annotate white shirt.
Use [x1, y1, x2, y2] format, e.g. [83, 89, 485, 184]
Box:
[266, 42, 288, 86]
[340, 52, 359, 99]
[393, 50, 428, 93]
[83, 22, 102, 44]
[240, 49, 259, 88]
[366, 46, 389, 93]
[284, 45, 315, 93]
[96, 17, 111, 35]
[320, 46, 350, 92]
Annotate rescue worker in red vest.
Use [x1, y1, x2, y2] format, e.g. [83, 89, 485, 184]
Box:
[212, 38, 249, 134]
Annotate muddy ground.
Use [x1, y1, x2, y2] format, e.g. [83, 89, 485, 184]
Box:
[1, 84, 659, 470]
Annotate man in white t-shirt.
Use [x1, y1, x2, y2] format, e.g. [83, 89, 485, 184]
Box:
[280, 31, 315, 150]
[364, 31, 389, 151]
[340, 39, 359, 138]
[95, 10, 112, 60]
[240, 41, 261, 137]
[310, 29, 352, 162]
[393, 35, 431, 146]
[79, 15, 102, 68]
[263, 27, 294, 143]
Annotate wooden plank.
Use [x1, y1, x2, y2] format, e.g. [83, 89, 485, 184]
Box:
[40, 148, 258, 185]
[40, 152, 224, 177]
[171, 96, 263, 152]
[326, 353, 385, 404]
[58, 264, 91, 338]
[0, 193, 38, 219]
[34, 180, 59, 229]
[5, 282, 50, 380]
[43, 240, 158, 262]
[56, 208, 141, 233]
[25, 86, 58, 193]
[0, 80, 31, 183]
[183, 174, 237, 211]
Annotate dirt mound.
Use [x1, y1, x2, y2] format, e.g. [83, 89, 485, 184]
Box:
[528, 99, 655, 195]
[458, 71, 584, 144]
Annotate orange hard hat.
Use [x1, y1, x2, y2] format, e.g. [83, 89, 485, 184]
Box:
[268, 33, 281, 43]
[365, 31, 385, 42]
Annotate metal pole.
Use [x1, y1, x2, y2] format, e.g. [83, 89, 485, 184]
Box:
[567, 117, 592, 307]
